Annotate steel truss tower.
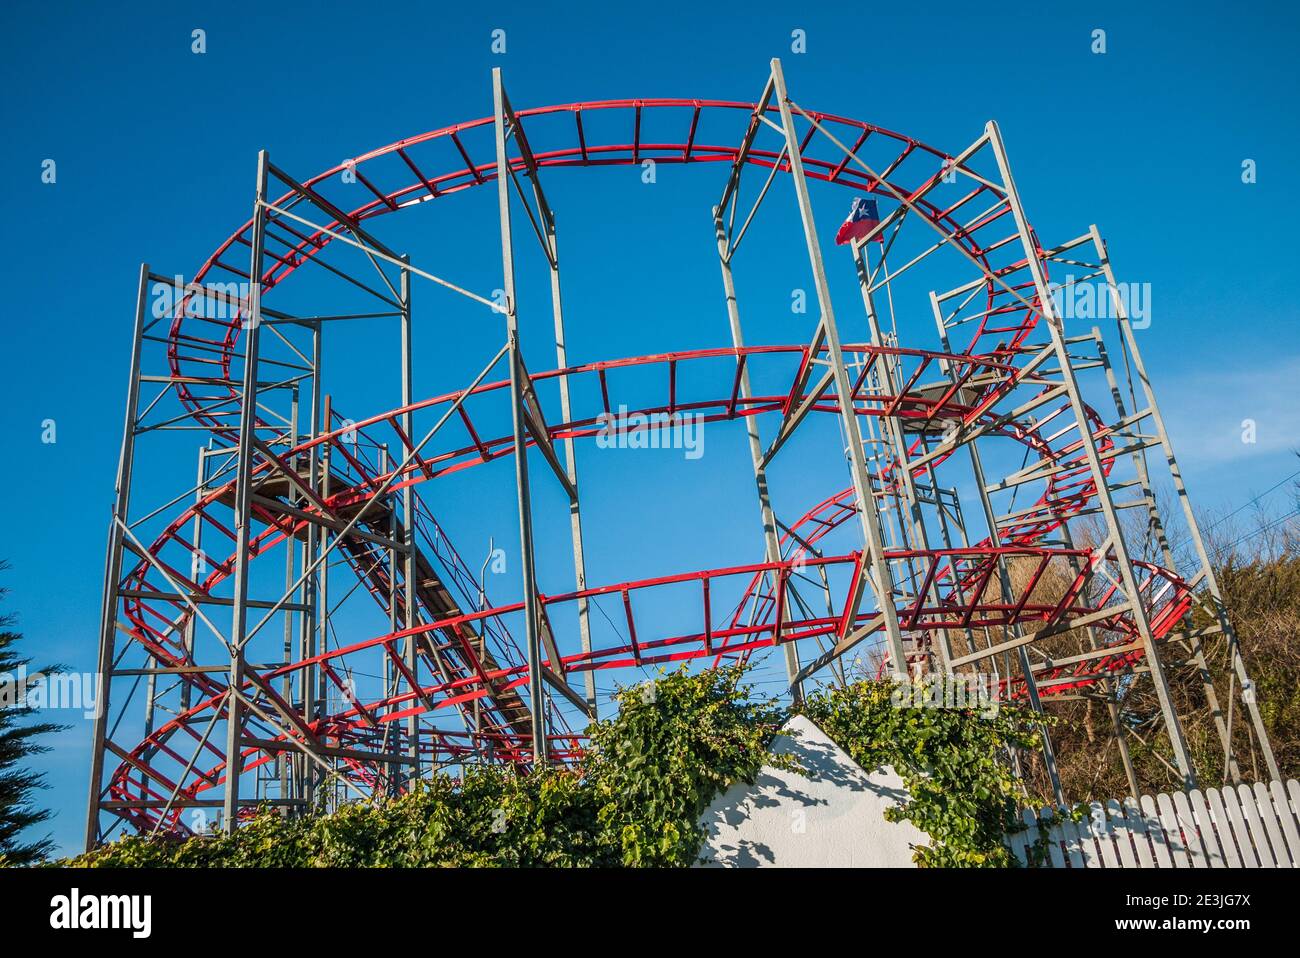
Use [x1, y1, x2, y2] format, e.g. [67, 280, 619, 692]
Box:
[86, 60, 1277, 848]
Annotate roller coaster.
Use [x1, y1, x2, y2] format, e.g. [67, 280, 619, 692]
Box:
[85, 60, 1278, 848]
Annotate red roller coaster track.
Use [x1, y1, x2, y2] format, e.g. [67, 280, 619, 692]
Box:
[89, 66, 1274, 843]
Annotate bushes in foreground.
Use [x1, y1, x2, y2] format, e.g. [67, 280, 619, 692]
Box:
[67, 669, 1044, 867]
[799, 680, 1043, 867]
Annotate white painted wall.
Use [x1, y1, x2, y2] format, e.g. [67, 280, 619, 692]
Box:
[697, 715, 927, 867]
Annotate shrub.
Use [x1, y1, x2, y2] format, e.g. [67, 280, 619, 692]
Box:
[67, 665, 786, 868]
[799, 678, 1045, 867]
[67, 669, 1045, 868]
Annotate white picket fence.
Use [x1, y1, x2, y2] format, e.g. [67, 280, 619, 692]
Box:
[1006, 779, 1300, 867]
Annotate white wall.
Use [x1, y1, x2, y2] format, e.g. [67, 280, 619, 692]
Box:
[697, 715, 927, 867]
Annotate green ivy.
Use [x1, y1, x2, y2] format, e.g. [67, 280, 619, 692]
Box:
[65, 670, 1045, 868]
[798, 678, 1046, 867]
[66, 666, 787, 868]
[61, 769, 602, 868]
[1025, 801, 1094, 867]
[585, 664, 793, 866]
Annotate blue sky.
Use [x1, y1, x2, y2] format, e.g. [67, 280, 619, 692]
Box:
[2, 0, 1297, 855]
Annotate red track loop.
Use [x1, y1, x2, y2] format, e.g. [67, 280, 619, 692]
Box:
[102, 101, 1189, 834]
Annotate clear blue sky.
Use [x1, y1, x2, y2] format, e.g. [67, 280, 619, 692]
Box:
[2, 0, 1297, 855]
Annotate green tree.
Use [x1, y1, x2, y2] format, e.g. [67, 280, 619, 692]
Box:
[0, 563, 65, 866]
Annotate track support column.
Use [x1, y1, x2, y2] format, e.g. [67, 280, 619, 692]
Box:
[1089, 226, 1279, 782]
[770, 58, 909, 676]
[399, 256, 422, 781]
[544, 224, 598, 717]
[224, 149, 270, 832]
[85, 262, 150, 852]
[493, 68, 548, 762]
[712, 207, 803, 699]
[987, 124, 1196, 788]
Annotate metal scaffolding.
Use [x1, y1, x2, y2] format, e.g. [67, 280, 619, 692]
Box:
[86, 60, 1276, 848]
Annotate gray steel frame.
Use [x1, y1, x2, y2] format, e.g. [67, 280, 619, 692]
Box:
[86, 62, 1280, 847]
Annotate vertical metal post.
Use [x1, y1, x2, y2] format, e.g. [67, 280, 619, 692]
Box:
[1089, 226, 1279, 782]
[300, 323, 322, 806]
[85, 262, 150, 852]
[545, 223, 597, 717]
[375, 443, 398, 792]
[1109, 684, 1142, 801]
[494, 68, 547, 762]
[1055, 519, 1143, 800]
[183, 444, 207, 715]
[855, 244, 951, 671]
[224, 150, 270, 832]
[281, 386, 299, 800]
[920, 436, 980, 666]
[1092, 327, 1238, 784]
[769, 58, 909, 675]
[712, 207, 802, 699]
[987, 124, 1196, 787]
[317, 393, 333, 806]
[966, 442, 1066, 805]
[399, 256, 421, 780]
[925, 288, 1064, 801]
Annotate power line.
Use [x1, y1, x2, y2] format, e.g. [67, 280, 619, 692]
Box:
[1212, 509, 1300, 558]
[1168, 466, 1300, 553]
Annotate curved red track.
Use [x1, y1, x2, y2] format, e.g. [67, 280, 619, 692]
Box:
[103, 100, 1192, 833]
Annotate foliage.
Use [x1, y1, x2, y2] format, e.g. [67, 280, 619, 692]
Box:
[0, 563, 66, 867]
[584, 663, 792, 866]
[1016, 494, 1300, 801]
[66, 666, 1066, 869]
[1207, 550, 1300, 779]
[798, 678, 1046, 867]
[66, 665, 788, 868]
[62, 766, 602, 868]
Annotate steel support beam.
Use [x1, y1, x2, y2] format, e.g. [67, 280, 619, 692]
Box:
[769, 57, 909, 677]
[544, 223, 598, 716]
[223, 149, 271, 832]
[494, 68, 548, 762]
[1089, 225, 1279, 782]
[1091, 327, 1237, 784]
[400, 257, 422, 782]
[84, 262, 150, 851]
[712, 205, 803, 698]
[987, 123, 1196, 787]
[853, 241, 953, 672]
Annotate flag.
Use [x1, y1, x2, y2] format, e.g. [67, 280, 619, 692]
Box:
[835, 196, 882, 245]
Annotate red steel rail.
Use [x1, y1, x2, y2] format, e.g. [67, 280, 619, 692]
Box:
[99, 100, 1197, 833]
